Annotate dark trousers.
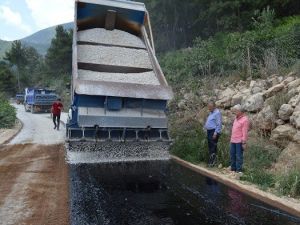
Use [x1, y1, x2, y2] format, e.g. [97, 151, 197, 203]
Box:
[230, 143, 243, 172]
[53, 114, 61, 129]
[207, 129, 219, 165]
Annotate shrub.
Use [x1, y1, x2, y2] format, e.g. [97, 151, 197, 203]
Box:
[243, 143, 281, 169]
[0, 96, 16, 128]
[241, 143, 281, 189]
[276, 169, 300, 198]
[170, 115, 230, 166]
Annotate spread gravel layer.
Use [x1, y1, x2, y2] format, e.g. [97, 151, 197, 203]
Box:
[66, 141, 170, 164]
[77, 28, 146, 49]
[77, 45, 153, 69]
[78, 69, 160, 85]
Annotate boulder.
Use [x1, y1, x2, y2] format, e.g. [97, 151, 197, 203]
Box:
[287, 78, 300, 91]
[287, 86, 300, 97]
[268, 76, 280, 86]
[250, 80, 267, 94]
[288, 95, 300, 107]
[275, 119, 285, 126]
[251, 86, 263, 94]
[216, 87, 236, 108]
[231, 92, 244, 106]
[256, 105, 276, 131]
[270, 124, 297, 144]
[263, 83, 285, 98]
[290, 111, 300, 129]
[218, 87, 236, 100]
[293, 131, 300, 144]
[282, 76, 295, 85]
[278, 104, 294, 121]
[242, 93, 264, 112]
[273, 142, 300, 172]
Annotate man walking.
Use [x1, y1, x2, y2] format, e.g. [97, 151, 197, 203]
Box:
[230, 104, 249, 173]
[51, 98, 63, 130]
[204, 101, 222, 167]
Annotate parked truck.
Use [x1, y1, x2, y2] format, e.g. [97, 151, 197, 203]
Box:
[66, 0, 173, 160]
[24, 88, 57, 113]
[15, 93, 24, 104]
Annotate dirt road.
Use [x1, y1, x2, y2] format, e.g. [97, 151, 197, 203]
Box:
[0, 105, 69, 225]
[9, 104, 65, 145]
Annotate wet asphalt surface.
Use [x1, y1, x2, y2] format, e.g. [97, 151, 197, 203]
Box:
[69, 160, 300, 225]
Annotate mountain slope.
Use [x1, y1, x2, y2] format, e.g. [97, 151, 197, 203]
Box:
[0, 22, 73, 58]
[0, 40, 12, 59]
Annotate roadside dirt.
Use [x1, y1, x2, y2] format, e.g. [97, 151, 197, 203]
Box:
[0, 120, 22, 145]
[0, 144, 69, 225]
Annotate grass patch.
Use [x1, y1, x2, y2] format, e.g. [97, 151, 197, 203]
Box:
[0, 96, 16, 128]
[170, 116, 230, 166]
[276, 169, 300, 198]
[241, 169, 276, 190]
[241, 143, 281, 189]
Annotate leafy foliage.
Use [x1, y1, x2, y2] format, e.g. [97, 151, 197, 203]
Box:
[0, 61, 17, 97]
[0, 95, 16, 128]
[161, 15, 300, 89]
[4, 41, 44, 91]
[45, 25, 72, 78]
[170, 116, 230, 166]
[142, 0, 300, 52]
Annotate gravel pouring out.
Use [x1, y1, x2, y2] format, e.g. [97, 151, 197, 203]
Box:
[66, 141, 170, 164]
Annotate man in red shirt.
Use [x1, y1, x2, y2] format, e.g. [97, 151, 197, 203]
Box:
[51, 98, 63, 130]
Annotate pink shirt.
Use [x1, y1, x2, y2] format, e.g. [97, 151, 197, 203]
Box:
[230, 114, 249, 143]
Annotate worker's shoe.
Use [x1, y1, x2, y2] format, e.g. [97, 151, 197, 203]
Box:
[53, 125, 57, 129]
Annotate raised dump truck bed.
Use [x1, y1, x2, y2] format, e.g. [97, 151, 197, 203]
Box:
[67, 0, 173, 148]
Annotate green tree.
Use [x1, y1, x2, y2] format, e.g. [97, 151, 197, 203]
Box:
[45, 25, 72, 78]
[4, 41, 28, 91]
[0, 61, 17, 97]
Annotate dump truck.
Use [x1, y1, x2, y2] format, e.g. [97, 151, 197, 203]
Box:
[66, 0, 173, 161]
[15, 93, 24, 104]
[24, 88, 57, 113]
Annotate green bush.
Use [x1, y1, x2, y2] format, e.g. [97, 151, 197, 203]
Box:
[243, 143, 281, 169]
[161, 15, 300, 85]
[241, 143, 281, 189]
[277, 170, 300, 197]
[170, 116, 230, 166]
[0, 96, 16, 128]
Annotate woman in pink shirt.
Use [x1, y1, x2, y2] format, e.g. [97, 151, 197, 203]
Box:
[230, 104, 249, 173]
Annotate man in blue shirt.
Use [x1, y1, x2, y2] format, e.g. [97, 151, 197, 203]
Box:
[204, 101, 222, 167]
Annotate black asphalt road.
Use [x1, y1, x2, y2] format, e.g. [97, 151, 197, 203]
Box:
[69, 161, 300, 225]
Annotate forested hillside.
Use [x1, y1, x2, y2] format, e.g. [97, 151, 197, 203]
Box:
[142, 0, 300, 52]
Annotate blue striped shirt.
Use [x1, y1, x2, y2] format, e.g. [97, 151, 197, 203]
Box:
[205, 109, 222, 134]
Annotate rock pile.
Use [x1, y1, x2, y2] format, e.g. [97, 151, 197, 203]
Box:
[179, 72, 300, 153]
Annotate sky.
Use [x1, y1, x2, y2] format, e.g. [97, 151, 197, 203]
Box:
[0, 0, 74, 41]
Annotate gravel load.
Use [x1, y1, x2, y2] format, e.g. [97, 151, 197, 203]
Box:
[66, 141, 170, 164]
[78, 45, 153, 69]
[78, 28, 146, 49]
[78, 69, 160, 86]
